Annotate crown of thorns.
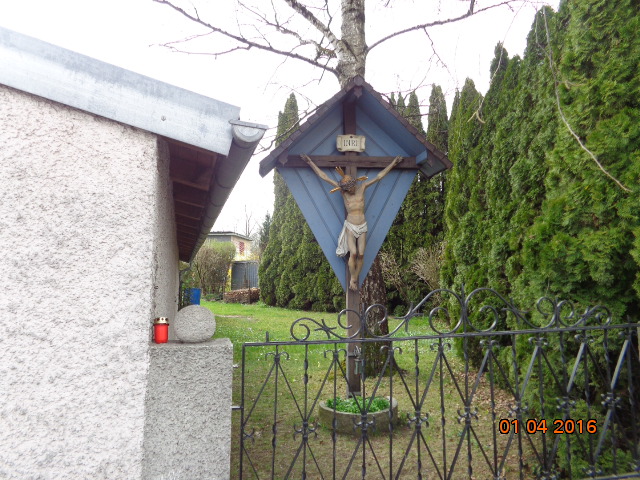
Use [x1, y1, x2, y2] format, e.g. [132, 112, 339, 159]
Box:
[329, 167, 367, 193]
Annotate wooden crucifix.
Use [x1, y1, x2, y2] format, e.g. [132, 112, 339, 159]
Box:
[297, 93, 407, 397]
[258, 76, 451, 398]
[301, 154, 402, 396]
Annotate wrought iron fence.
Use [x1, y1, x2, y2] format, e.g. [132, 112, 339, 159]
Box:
[235, 287, 640, 479]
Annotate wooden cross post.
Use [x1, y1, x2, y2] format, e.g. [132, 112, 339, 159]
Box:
[343, 94, 361, 398]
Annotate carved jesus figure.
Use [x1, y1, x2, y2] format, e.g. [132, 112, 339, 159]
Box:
[301, 154, 403, 290]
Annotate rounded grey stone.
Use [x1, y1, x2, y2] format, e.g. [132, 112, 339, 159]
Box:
[174, 305, 216, 343]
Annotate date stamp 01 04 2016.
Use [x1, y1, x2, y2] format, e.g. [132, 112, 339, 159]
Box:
[498, 419, 598, 435]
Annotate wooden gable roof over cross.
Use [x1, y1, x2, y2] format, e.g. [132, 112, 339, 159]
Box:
[259, 76, 451, 291]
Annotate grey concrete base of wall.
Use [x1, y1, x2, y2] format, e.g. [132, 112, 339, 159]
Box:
[317, 397, 398, 435]
[142, 339, 233, 480]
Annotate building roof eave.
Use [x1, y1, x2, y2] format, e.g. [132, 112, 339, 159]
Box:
[183, 121, 266, 263]
[0, 26, 268, 264]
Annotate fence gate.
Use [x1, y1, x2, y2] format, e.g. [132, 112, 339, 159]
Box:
[233, 287, 640, 479]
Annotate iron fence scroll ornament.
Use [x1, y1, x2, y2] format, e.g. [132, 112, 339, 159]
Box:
[288, 287, 615, 343]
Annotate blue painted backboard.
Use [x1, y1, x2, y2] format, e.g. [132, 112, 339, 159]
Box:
[279, 166, 414, 290]
[276, 90, 420, 291]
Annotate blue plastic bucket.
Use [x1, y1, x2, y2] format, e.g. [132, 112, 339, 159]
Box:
[185, 288, 201, 305]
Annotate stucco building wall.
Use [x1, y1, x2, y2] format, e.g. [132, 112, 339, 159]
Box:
[0, 85, 178, 478]
[152, 139, 179, 333]
[141, 339, 233, 480]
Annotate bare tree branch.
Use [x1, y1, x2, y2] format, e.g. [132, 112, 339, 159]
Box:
[253, 95, 321, 154]
[282, 0, 340, 51]
[424, 29, 455, 81]
[466, 0, 528, 124]
[323, 0, 335, 33]
[239, 0, 320, 49]
[157, 32, 253, 57]
[153, 0, 338, 75]
[367, 1, 519, 52]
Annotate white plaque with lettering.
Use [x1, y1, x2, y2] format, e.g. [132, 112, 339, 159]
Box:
[336, 134, 366, 152]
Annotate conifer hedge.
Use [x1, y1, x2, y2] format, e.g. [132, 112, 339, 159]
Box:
[383, 88, 448, 312]
[440, 3, 639, 473]
[259, 94, 344, 311]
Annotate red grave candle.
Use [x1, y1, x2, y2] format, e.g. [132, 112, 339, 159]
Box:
[153, 317, 169, 343]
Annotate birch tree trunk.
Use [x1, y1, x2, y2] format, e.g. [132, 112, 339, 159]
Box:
[336, 0, 367, 87]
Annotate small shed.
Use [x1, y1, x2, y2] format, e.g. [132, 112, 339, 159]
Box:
[0, 27, 266, 479]
[231, 260, 260, 290]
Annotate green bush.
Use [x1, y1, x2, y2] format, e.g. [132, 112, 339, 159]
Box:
[325, 396, 390, 414]
[192, 242, 236, 296]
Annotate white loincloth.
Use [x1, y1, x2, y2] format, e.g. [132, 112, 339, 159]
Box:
[336, 221, 368, 257]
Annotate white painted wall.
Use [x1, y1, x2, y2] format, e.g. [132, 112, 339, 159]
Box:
[230, 235, 254, 260]
[0, 85, 178, 479]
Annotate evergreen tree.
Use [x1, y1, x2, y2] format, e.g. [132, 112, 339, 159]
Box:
[256, 211, 271, 257]
[259, 94, 344, 311]
[441, 16, 558, 305]
[425, 84, 449, 240]
[426, 86, 448, 152]
[440, 79, 483, 291]
[388, 92, 397, 110]
[395, 93, 406, 117]
[405, 92, 425, 135]
[383, 87, 449, 312]
[515, 1, 640, 317]
[440, 5, 640, 471]
[511, 5, 640, 471]
[424, 86, 449, 242]
[504, 7, 559, 296]
[442, 39, 558, 365]
[259, 94, 300, 305]
[475, 43, 519, 293]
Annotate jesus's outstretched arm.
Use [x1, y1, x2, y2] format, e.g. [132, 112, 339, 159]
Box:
[300, 154, 339, 188]
[363, 156, 403, 189]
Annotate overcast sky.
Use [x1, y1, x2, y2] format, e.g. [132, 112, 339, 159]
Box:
[1, 0, 559, 234]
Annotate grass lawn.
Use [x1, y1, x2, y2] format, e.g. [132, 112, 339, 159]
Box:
[203, 300, 538, 479]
